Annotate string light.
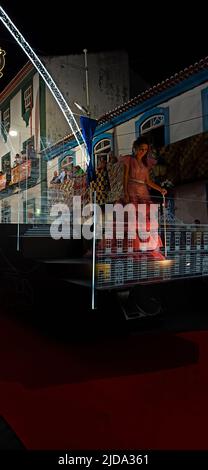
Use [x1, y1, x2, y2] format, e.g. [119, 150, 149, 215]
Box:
[0, 47, 6, 78]
[0, 6, 87, 163]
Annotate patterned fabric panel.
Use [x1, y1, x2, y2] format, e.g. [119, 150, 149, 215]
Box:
[59, 179, 74, 194]
[107, 161, 124, 203]
[196, 133, 208, 178]
[158, 143, 180, 184]
[158, 132, 208, 184]
[90, 168, 110, 204]
[49, 176, 87, 207]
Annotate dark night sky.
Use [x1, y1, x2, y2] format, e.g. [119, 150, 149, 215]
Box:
[0, 1, 207, 92]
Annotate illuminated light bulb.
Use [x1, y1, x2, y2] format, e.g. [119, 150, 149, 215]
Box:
[9, 129, 18, 137]
[155, 259, 175, 267]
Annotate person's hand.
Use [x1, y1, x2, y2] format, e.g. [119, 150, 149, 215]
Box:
[160, 188, 167, 196]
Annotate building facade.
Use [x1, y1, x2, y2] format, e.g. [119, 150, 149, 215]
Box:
[44, 56, 208, 225]
[0, 50, 131, 223]
[1, 55, 208, 225]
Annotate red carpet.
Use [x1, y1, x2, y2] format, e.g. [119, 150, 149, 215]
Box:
[0, 312, 207, 449]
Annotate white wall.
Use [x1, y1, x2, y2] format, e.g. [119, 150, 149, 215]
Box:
[75, 147, 86, 169]
[115, 120, 136, 157]
[45, 90, 70, 146]
[168, 85, 205, 143]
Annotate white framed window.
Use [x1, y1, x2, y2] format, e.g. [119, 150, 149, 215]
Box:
[24, 85, 32, 110]
[141, 115, 164, 135]
[94, 139, 111, 168]
[2, 108, 10, 133]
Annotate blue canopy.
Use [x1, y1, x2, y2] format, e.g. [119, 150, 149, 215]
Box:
[80, 115, 97, 185]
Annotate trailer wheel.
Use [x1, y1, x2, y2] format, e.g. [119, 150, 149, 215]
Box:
[127, 285, 163, 317]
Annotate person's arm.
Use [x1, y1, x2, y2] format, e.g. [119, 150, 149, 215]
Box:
[146, 173, 167, 195]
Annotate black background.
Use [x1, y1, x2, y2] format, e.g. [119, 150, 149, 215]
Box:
[0, 1, 207, 90]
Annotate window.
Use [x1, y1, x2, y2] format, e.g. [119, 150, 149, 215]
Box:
[135, 107, 170, 149]
[141, 115, 164, 134]
[22, 81, 33, 126]
[140, 114, 165, 150]
[94, 139, 111, 168]
[2, 107, 10, 134]
[58, 155, 74, 172]
[24, 85, 32, 110]
[1, 202, 11, 223]
[23, 136, 35, 155]
[2, 152, 11, 180]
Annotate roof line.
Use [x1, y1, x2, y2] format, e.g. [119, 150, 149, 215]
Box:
[97, 56, 208, 124]
[0, 61, 33, 102]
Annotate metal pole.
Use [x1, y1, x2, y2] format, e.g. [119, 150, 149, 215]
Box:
[25, 144, 28, 223]
[16, 131, 21, 251]
[17, 181, 20, 251]
[83, 48, 90, 116]
[163, 194, 167, 258]
[92, 190, 96, 310]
